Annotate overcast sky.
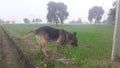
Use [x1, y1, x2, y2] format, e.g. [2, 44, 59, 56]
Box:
[0, 0, 115, 23]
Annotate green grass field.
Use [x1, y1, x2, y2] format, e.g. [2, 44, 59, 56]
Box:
[3, 24, 115, 68]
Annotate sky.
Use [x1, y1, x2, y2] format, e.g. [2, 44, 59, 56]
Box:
[0, 0, 115, 23]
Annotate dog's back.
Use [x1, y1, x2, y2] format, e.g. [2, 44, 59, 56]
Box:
[35, 26, 60, 40]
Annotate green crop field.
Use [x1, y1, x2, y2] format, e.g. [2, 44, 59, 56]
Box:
[3, 24, 117, 68]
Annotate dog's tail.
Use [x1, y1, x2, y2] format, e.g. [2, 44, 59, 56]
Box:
[18, 30, 36, 40]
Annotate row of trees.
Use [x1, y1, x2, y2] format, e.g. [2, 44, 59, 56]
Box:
[0, 19, 15, 24]
[0, 1, 116, 25]
[69, 18, 82, 24]
[23, 18, 42, 24]
[46, 1, 116, 25]
[88, 1, 116, 24]
[0, 18, 42, 24]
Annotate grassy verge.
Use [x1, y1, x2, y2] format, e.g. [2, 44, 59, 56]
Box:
[3, 24, 117, 68]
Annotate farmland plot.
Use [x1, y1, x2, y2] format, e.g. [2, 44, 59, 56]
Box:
[2, 24, 120, 68]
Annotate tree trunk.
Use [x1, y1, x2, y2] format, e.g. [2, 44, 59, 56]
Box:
[111, 0, 120, 61]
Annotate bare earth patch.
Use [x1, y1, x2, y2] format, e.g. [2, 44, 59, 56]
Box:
[0, 27, 22, 68]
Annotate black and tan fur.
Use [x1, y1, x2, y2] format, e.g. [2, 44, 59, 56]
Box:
[19, 26, 78, 57]
[56, 29, 78, 47]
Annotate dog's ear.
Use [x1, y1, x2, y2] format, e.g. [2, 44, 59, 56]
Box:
[73, 32, 77, 36]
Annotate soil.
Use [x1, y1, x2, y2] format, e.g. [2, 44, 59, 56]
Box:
[0, 26, 21, 68]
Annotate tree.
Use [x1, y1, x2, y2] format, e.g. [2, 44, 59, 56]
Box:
[5, 20, 10, 24]
[107, 1, 116, 24]
[88, 6, 104, 24]
[47, 1, 57, 24]
[47, 1, 69, 25]
[69, 20, 76, 24]
[0, 19, 5, 24]
[69, 18, 82, 24]
[56, 2, 69, 24]
[12, 21, 15, 24]
[76, 18, 82, 24]
[32, 18, 42, 24]
[23, 18, 31, 24]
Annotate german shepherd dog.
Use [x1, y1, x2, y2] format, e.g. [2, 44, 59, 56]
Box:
[19, 26, 78, 57]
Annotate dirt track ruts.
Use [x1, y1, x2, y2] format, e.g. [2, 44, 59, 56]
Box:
[0, 26, 35, 68]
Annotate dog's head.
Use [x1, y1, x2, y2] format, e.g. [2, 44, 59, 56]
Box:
[70, 32, 78, 47]
[56, 29, 78, 47]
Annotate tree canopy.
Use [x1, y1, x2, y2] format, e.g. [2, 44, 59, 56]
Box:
[32, 18, 42, 24]
[107, 1, 116, 24]
[70, 18, 82, 24]
[88, 6, 104, 24]
[23, 18, 31, 24]
[47, 1, 69, 25]
[0, 19, 5, 24]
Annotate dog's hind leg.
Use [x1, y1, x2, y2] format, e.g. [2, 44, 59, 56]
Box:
[41, 41, 48, 57]
[37, 34, 49, 57]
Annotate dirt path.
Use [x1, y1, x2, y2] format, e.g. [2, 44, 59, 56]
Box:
[0, 26, 21, 68]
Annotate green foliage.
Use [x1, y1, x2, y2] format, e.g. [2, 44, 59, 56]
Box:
[88, 6, 104, 23]
[70, 18, 82, 24]
[23, 18, 31, 24]
[107, 1, 116, 24]
[47, 1, 69, 25]
[32, 18, 42, 24]
[4, 24, 114, 68]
